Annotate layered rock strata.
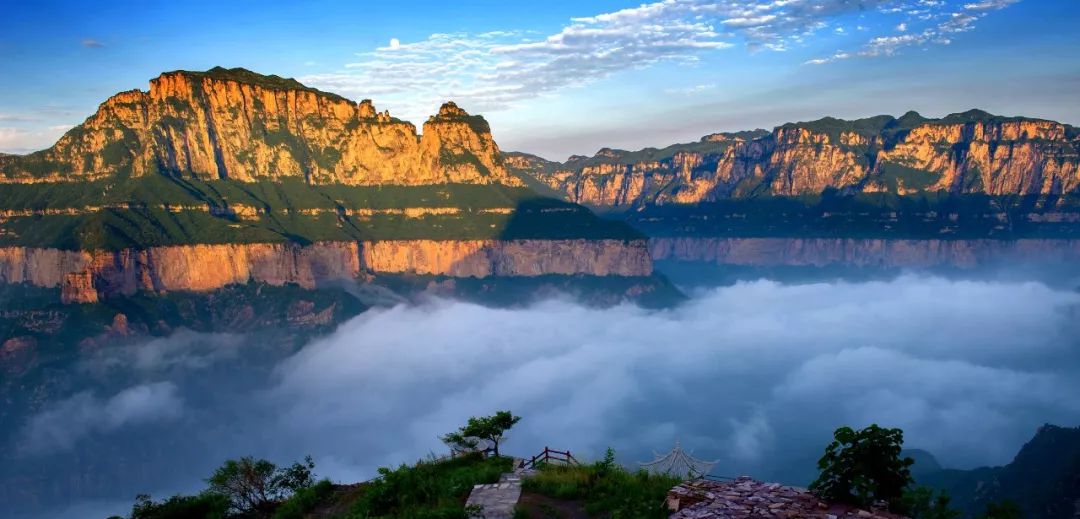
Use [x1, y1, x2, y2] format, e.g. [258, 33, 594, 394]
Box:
[0, 239, 653, 303]
[648, 237, 1080, 268]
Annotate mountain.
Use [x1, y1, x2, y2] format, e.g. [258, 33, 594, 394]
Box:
[0, 67, 518, 186]
[0, 68, 670, 311]
[509, 110, 1080, 205]
[920, 424, 1080, 518]
[507, 111, 1080, 272]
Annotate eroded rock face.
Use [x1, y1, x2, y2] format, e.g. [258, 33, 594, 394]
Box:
[648, 237, 1080, 268]
[517, 114, 1080, 206]
[0, 68, 521, 186]
[0, 239, 653, 303]
[361, 239, 652, 277]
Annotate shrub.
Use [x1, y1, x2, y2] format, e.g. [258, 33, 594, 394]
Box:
[809, 424, 914, 510]
[977, 500, 1023, 519]
[272, 479, 335, 519]
[125, 493, 230, 519]
[348, 453, 513, 518]
[522, 448, 680, 518]
[205, 455, 316, 517]
[900, 486, 961, 519]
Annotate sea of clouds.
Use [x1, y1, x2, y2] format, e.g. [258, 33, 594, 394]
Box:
[20, 274, 1080, 519]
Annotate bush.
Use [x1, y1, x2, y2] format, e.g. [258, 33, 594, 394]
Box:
[809, 424, 914, 510]
[206, 455, 317, 517]
[522, 449, 680, 518]
[125, 493, 230, 519]
[347, 453, 513, 518]
[977, 500, 1023, 519]
[272, 479, 335, 519]
[900, 486, 961, 519]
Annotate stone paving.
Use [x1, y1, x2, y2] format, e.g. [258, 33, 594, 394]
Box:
[465, 459, 530, 518]
[667, 476, 909, 519]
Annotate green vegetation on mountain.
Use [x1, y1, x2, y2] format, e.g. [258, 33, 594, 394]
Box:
[0, 177, 643, 249]
[170, 66, 353, 103]
[919, 424, 1080, 519]
[625, 192, 1080, 240]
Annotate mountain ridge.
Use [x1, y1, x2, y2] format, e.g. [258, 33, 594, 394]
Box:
[505, 109, 1080, 206]
[0, 67, 520, 186]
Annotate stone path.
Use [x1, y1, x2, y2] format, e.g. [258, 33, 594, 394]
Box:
[465, 458, 532, 518]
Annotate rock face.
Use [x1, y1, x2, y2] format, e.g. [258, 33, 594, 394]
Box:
[512, 111, 1080, 207]
[0, 67, 521, 186]
[648, 237, 1080, 268]
[667, 477, 908, 519]
[0, 239, 652, 303]
[362, 239, 651, 277]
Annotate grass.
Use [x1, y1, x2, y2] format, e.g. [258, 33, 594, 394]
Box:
[519, 453, 681, 518]
[0, 176, 644, 248]
[345, 453, 514, 518]
[273, 479, 337, 519]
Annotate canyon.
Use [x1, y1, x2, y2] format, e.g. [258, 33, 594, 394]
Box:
[1, 67, 1079, 313]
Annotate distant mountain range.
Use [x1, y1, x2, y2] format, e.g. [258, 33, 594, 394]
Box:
[920, 424, 1080, 518]
[506, 109, 1080, 206]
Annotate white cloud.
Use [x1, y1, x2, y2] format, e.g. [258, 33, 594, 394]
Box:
[0, 125, 72, 154]
[265, 275, 1080, 480]
[806, 0, 1020, 65]
[14, 274, 1080, 518]
[301, 0, 922, 123]
[664, 83, 718, 95]
[389, 38, 401, 50]
[19, 382, 183, 454]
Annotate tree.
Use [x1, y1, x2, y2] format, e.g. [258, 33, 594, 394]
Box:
[809, 424, 914, 510]
[442, 410, 521, 457]
[977, 500, 1023, 519]
[126, 493, 229, 519]
[205, 455, 316, 517]
[900, 486, 961, 519]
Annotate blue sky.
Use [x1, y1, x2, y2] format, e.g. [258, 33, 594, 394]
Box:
[1, 0, 1078, 159]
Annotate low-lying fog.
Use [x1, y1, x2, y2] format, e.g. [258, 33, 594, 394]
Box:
[18, 274, 1080, 519]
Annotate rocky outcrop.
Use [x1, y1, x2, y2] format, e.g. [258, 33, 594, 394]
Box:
[648, 237, 1080, 268]
[518, 111, 1080, 207]
[0, 239, 652, 303]
[361, 239, 651, 277]
[667, 477, 908, 519]
[0, 67, 521, 186]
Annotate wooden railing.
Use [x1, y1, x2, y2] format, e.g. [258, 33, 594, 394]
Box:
[520, 447, 579, 470]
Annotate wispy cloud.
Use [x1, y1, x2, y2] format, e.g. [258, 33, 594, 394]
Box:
[806, 0, 1020, 65]
[18, 382, 183, 454]
[0, 113, 41, 123]
[0, 125, 72, 154]
[302, 1, 737, 122]
[303, 0, 1017, 122]
[80, 38, 104, 49]
[665, 83, 718, 95]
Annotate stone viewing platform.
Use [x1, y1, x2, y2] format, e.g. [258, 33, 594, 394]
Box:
[666, 476, 909, 519]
